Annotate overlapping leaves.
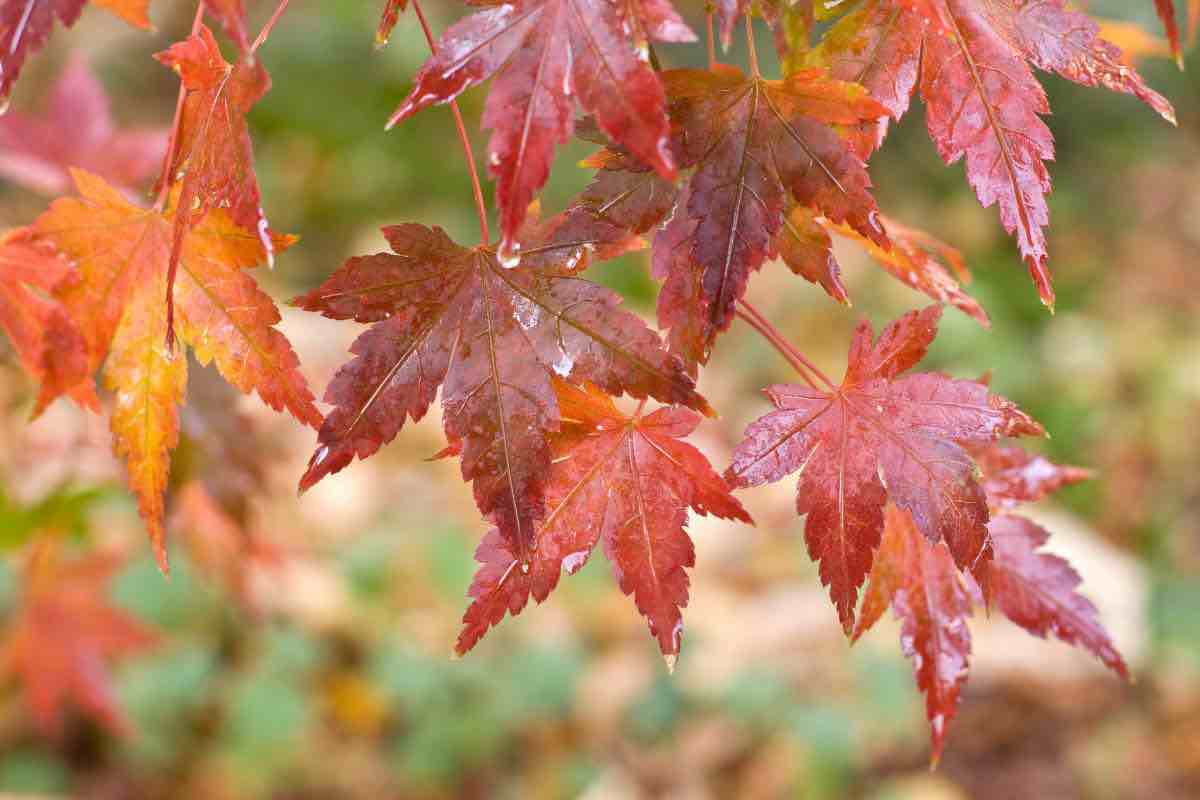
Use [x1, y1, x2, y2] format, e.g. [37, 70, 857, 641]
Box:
[804, 0, 1175, 306]
[852, 440, 1125, 761]
[2, 22, 315, 569]
[295, 218, 711, 594]
[389, 0, 693, 254]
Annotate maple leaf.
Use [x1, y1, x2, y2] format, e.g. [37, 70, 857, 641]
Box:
[852, 504, 974, 764]
[26, 169, 319, 569]
[386, 0, 687, 254]
[0, 0, 149, 103]
[0, 56, 166, 197]
[0, 539, 158, 737]
[154, 24, 274, 339]
[808, 0, 1175, 307]
[0, 229, 91, 415]
[294, 220, 706, 574]
[458, 380, 750, 660]
[654, 65, 889, 368]
[725, 306, 1042, 631]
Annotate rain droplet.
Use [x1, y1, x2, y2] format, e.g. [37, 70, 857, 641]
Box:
[498, 243, 521, 269]
[519, 561, 530, 574]
[312, 445, 330, 468]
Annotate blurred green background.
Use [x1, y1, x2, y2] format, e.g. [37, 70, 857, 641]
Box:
[0, 1, 1197, 798]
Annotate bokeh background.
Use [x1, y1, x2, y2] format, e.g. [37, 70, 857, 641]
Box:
[0, 1, 1198, 797]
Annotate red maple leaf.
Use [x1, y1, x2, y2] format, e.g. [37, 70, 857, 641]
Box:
[807, 0, 1175, 306]
[294, 218, 706, 576]
[458, 380, 750, 661]
[386, 0, 691, 254]
[0, 539, 158, 737]
[0, 55, 166, 196]
[0, 0, 149, 103]
[725, 305, 1042, 631]
[852, 504, 975, 764]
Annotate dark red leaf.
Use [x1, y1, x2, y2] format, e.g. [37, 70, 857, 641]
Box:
[655, 65, 888, 369]
[295, 222, 706, 574]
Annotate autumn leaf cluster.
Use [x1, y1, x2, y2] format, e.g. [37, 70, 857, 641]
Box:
[0, 0, 1189, 760]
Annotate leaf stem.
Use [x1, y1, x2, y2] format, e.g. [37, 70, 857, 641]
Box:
[744, 15, 760, 77]
[735, 300, 836, 390]
[154, 1, 206, 213]
[412, 0, 491, 245]
[250, 0, 290, 54]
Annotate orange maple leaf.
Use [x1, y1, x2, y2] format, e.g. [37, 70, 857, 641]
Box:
[28, 169, 321, 568]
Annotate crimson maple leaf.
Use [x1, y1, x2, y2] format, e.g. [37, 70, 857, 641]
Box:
[386, 0, 693, 255]
[26, 169, 319, 569]
[0, 229, 91, 416]
[459, 380, 750, 661]
[852, 504, 975, 764]
[0, 539, 158, 737]
[154, 24, 274, 339]
[0, 56, 166, 196]
[854, 442, 1123, 761]
[807, 0, 1175, 306]
[294, 219, 706, 576]
[0, 0, 150, 103]
[654, 65, 889, 368]
[725, 305, 1042, 631]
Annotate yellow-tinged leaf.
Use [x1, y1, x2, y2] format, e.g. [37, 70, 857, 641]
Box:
[105, 272, 186, 571]
[174, 212, 321, 427]
[27, 170, 319, 563]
